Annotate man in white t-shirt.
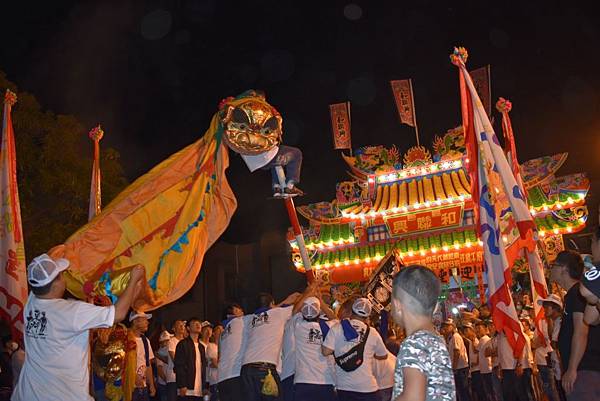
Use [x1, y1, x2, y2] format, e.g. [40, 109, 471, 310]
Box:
[474, 320, 497, 401]
[322, 297, 388, 401]
[441, 318, 472, 401]
[462, 322, 482, 401]
[130, 310, 156, 400]
[156, 330, 173, 401]
[280, 312, 301, 401]
[175, 317, 208, 399]
[166, 320, 186, 401]
[11, 254, 144, 401]
[206, 323, 223, 401]
[240, 291, 305, 401]
[293, 296, 337, 401]
[217, 303, 246, 401]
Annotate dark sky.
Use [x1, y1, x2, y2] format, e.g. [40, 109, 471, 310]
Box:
[2, 1, 599, 244]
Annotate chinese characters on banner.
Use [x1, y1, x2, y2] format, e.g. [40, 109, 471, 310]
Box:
[469, 65, 491, 116]
[329, 102, 352, 150]
[390, 79, 415, 127]
[405, 250, 484, 283]
[384, 204, 464, 237]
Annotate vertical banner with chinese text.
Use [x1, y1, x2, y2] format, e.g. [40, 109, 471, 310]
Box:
[469, 65, 491, 117]
[329, 102, 352, 150]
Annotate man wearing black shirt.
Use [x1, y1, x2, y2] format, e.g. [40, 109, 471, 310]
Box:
[550, 250, 600, 401]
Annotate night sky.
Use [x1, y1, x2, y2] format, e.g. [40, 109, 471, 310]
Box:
[2, 1, 599, 244]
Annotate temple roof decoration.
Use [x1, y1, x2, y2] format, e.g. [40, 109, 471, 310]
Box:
[342, 167, 471, 218]
[289, 127, 590, 284]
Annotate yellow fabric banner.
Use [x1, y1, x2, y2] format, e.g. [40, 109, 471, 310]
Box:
[50, 112, 237, 310]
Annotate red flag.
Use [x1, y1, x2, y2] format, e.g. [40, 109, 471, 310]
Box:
[452, 47, 528, 358]
[329, 102, 352, 150]
[470, 65, 492, 116]
[496, 97, 549, 346]
[390, 79, 416, 127]
[88, 125, 103, 221]
[0, 90, 27, 340]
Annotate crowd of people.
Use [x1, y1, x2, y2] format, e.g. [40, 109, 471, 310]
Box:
[1, 236, 600, 401]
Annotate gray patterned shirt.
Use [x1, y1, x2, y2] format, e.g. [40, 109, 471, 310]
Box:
[392, 330, 456, 401]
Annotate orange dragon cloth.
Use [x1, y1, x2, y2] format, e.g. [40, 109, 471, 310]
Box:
[47, 92, 283, 310]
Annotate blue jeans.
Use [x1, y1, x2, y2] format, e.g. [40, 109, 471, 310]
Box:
[481, 372, 503, 401]
[281, 375, 294, 401]
[262, 145, 302, 187]
[132, 387, 150, 401]
[538, 365, 560, 401]
[241, 364, 283, 401]
[294, 383, 336, 401]
[471, 371, 484, 401]
[157, 383, 168, 401]
[167, 382, 178, 401]
[454, 368, 473, 401]
[378, 387, 393, 401]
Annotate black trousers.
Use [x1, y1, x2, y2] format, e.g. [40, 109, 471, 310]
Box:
[241, 363, 283, 401]
[501, 369, 533, 401]
[218, 377, 243, 401]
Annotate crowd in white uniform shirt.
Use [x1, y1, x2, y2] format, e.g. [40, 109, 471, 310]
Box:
[8, 248, 600, 401]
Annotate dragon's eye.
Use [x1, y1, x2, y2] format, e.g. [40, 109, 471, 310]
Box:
[261, 117, 279, 134]
[231, 108, 250, 128]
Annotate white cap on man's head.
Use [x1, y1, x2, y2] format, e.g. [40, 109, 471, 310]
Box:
[27, 254, 70, 287]
[352, 298, 372, 317]
[537, 293, 563, 309]
[159, 330, 173, 342]
[200, 321, 213, 328]
[129, 310, 152, 321]
[301, 296, 321, 319]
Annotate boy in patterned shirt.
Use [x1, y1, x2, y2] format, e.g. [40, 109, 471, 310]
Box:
[389, 265, 456, 401]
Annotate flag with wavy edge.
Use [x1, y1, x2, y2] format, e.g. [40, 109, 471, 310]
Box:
[452, 48, 533, 358]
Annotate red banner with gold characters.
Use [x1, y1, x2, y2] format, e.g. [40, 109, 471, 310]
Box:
[404, 250, 484, 283]
[469, 65, 491, 116]
[384, 204, 464, 237]
[390, 79, 415, 127]
[329, 102, 352, 150]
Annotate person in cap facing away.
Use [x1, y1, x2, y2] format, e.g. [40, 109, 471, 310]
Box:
[11, 254, 145, 401]
[440, 317, 470, 401]
[538, 293, 565, 398]
[390, 265, 455, 401]
[217, 303, 245, 401]
[293, 296, 337, 401]
[156, 330, 173, 401]
[322, 297, 388, 401]
[130, 310, 156, 400]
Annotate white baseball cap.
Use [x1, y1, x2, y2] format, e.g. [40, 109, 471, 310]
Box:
[159, 330, 173, 342]
[129, 310, 152, 321]
[27, 254, 70, 287]
[301, 296, 321, 319]
[537, 293, 563, 309]
[352, 298, 372, 317]
[200, 321, 213, 328]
